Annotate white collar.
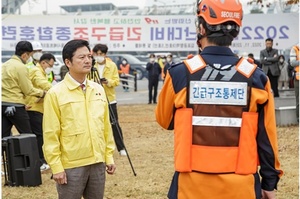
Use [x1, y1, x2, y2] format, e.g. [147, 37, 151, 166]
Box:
[67, 73, 87, 86]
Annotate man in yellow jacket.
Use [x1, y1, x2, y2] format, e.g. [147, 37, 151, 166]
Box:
[43, 39, 116, 199]
[89, 43, 127, 156]
[26, 41, 43, 70]
[2, 41, 46, 138]
[26, 41, 55, 83]
[26, 53, 56, 171]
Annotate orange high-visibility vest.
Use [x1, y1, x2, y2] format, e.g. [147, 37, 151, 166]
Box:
[293, 45, 299, 80]
[48, 71, 55, 83]
[119, 64, 130, 74]
[174, 55, 258, 175]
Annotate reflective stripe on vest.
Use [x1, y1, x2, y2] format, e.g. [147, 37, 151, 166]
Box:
[174, 56, 258, 175]
[26, 62, 35, 70]
[193, 116, 242, 127]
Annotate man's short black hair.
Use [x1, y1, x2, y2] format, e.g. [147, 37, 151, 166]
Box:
[248, 53, 254, 58]
[62, 39, 90, 65]
[278, 54, 285, 60]
[40, 53, 56, 62]
[93, 44, 108, 54]
[15, 41, 33, 56]
[149, 54, 155, 58]
[265, 38, 273, 42]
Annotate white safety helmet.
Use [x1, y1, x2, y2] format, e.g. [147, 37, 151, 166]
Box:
[31, 41, 43, 51]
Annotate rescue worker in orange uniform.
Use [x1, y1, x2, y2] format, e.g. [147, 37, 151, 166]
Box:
[155, 0, 283, 198]
[118, 58, 130, 92]
[290, 44, 299, 122]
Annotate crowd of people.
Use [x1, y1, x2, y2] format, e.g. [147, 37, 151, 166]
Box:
[2, 0, 299, 197]
[245, 39, 295, 97]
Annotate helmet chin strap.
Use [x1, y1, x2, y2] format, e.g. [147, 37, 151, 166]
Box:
[197, 33, 204, 53]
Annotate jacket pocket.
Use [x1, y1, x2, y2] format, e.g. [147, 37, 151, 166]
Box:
[61, 130, 93, 161]
[89, 95, 107, 119]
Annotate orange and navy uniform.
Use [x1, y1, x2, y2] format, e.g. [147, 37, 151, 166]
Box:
[292, 45, 299, 80]
[155, 46, 282, 199]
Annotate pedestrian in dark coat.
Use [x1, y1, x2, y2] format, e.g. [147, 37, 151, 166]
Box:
[146, 54, 161, 104]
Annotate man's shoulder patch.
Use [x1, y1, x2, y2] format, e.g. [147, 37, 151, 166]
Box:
[183, 55, 206, 74]
[236, 58, 257, 78]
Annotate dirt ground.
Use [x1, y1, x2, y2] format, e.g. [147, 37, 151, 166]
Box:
[2, 104, 299, 199]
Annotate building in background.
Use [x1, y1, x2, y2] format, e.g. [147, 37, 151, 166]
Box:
[2, 0, 26, 14]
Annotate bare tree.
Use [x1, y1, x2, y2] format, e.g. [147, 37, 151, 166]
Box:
[27, 0, 40, 11]
[247, 0, 299, 13]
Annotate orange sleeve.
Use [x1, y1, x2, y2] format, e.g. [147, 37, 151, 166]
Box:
[251, 78, 283, 190]
[155, 73, 186, 130]
[262, 80, 283, 177]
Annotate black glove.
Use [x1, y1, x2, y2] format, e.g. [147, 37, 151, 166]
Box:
[4, 106, 16, 117]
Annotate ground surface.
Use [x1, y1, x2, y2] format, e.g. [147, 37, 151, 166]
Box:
[2, 104, 299, 199]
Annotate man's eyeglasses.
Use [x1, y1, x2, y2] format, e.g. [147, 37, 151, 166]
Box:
[45, 61, 54, 68]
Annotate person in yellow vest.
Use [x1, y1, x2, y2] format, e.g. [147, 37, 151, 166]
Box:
[157, 56, 165, 79]
[26, 41, 43, 70]
[290, 44, 299, 123]
[25, 53, 56, 171]
[42, 39, 115, 198]
[2, 41, 46, 138]
[89, 43, 127, 156]
[26, 41, 55, 84]
[119, 58, 131, 92]
[155, 0, 283, 198]
[160, 56, 167, 80]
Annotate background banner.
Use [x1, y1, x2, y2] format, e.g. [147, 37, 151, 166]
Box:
[2, 13, 298, 54]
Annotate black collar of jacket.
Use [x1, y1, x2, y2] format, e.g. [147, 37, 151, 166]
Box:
[201, 46, 236, 57]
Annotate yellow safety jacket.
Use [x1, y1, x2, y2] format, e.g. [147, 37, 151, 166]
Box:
[27, 61, 54, 83]
[43, 74, 115, 174]
[2, 55, 44, 104]
[174, 56, 258, 175]
[25, 63, 52, 113]
[87, 58, 120, 103]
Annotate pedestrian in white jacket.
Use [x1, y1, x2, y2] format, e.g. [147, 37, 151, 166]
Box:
[278, 55, 289, 90]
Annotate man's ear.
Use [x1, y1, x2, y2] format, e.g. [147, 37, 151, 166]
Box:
[199, 24, 206, 36]
[20, 53, 26, 60]
[64, 59, 71, 68]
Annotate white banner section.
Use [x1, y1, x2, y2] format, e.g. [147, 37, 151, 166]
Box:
[2, 13, 298, 52]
